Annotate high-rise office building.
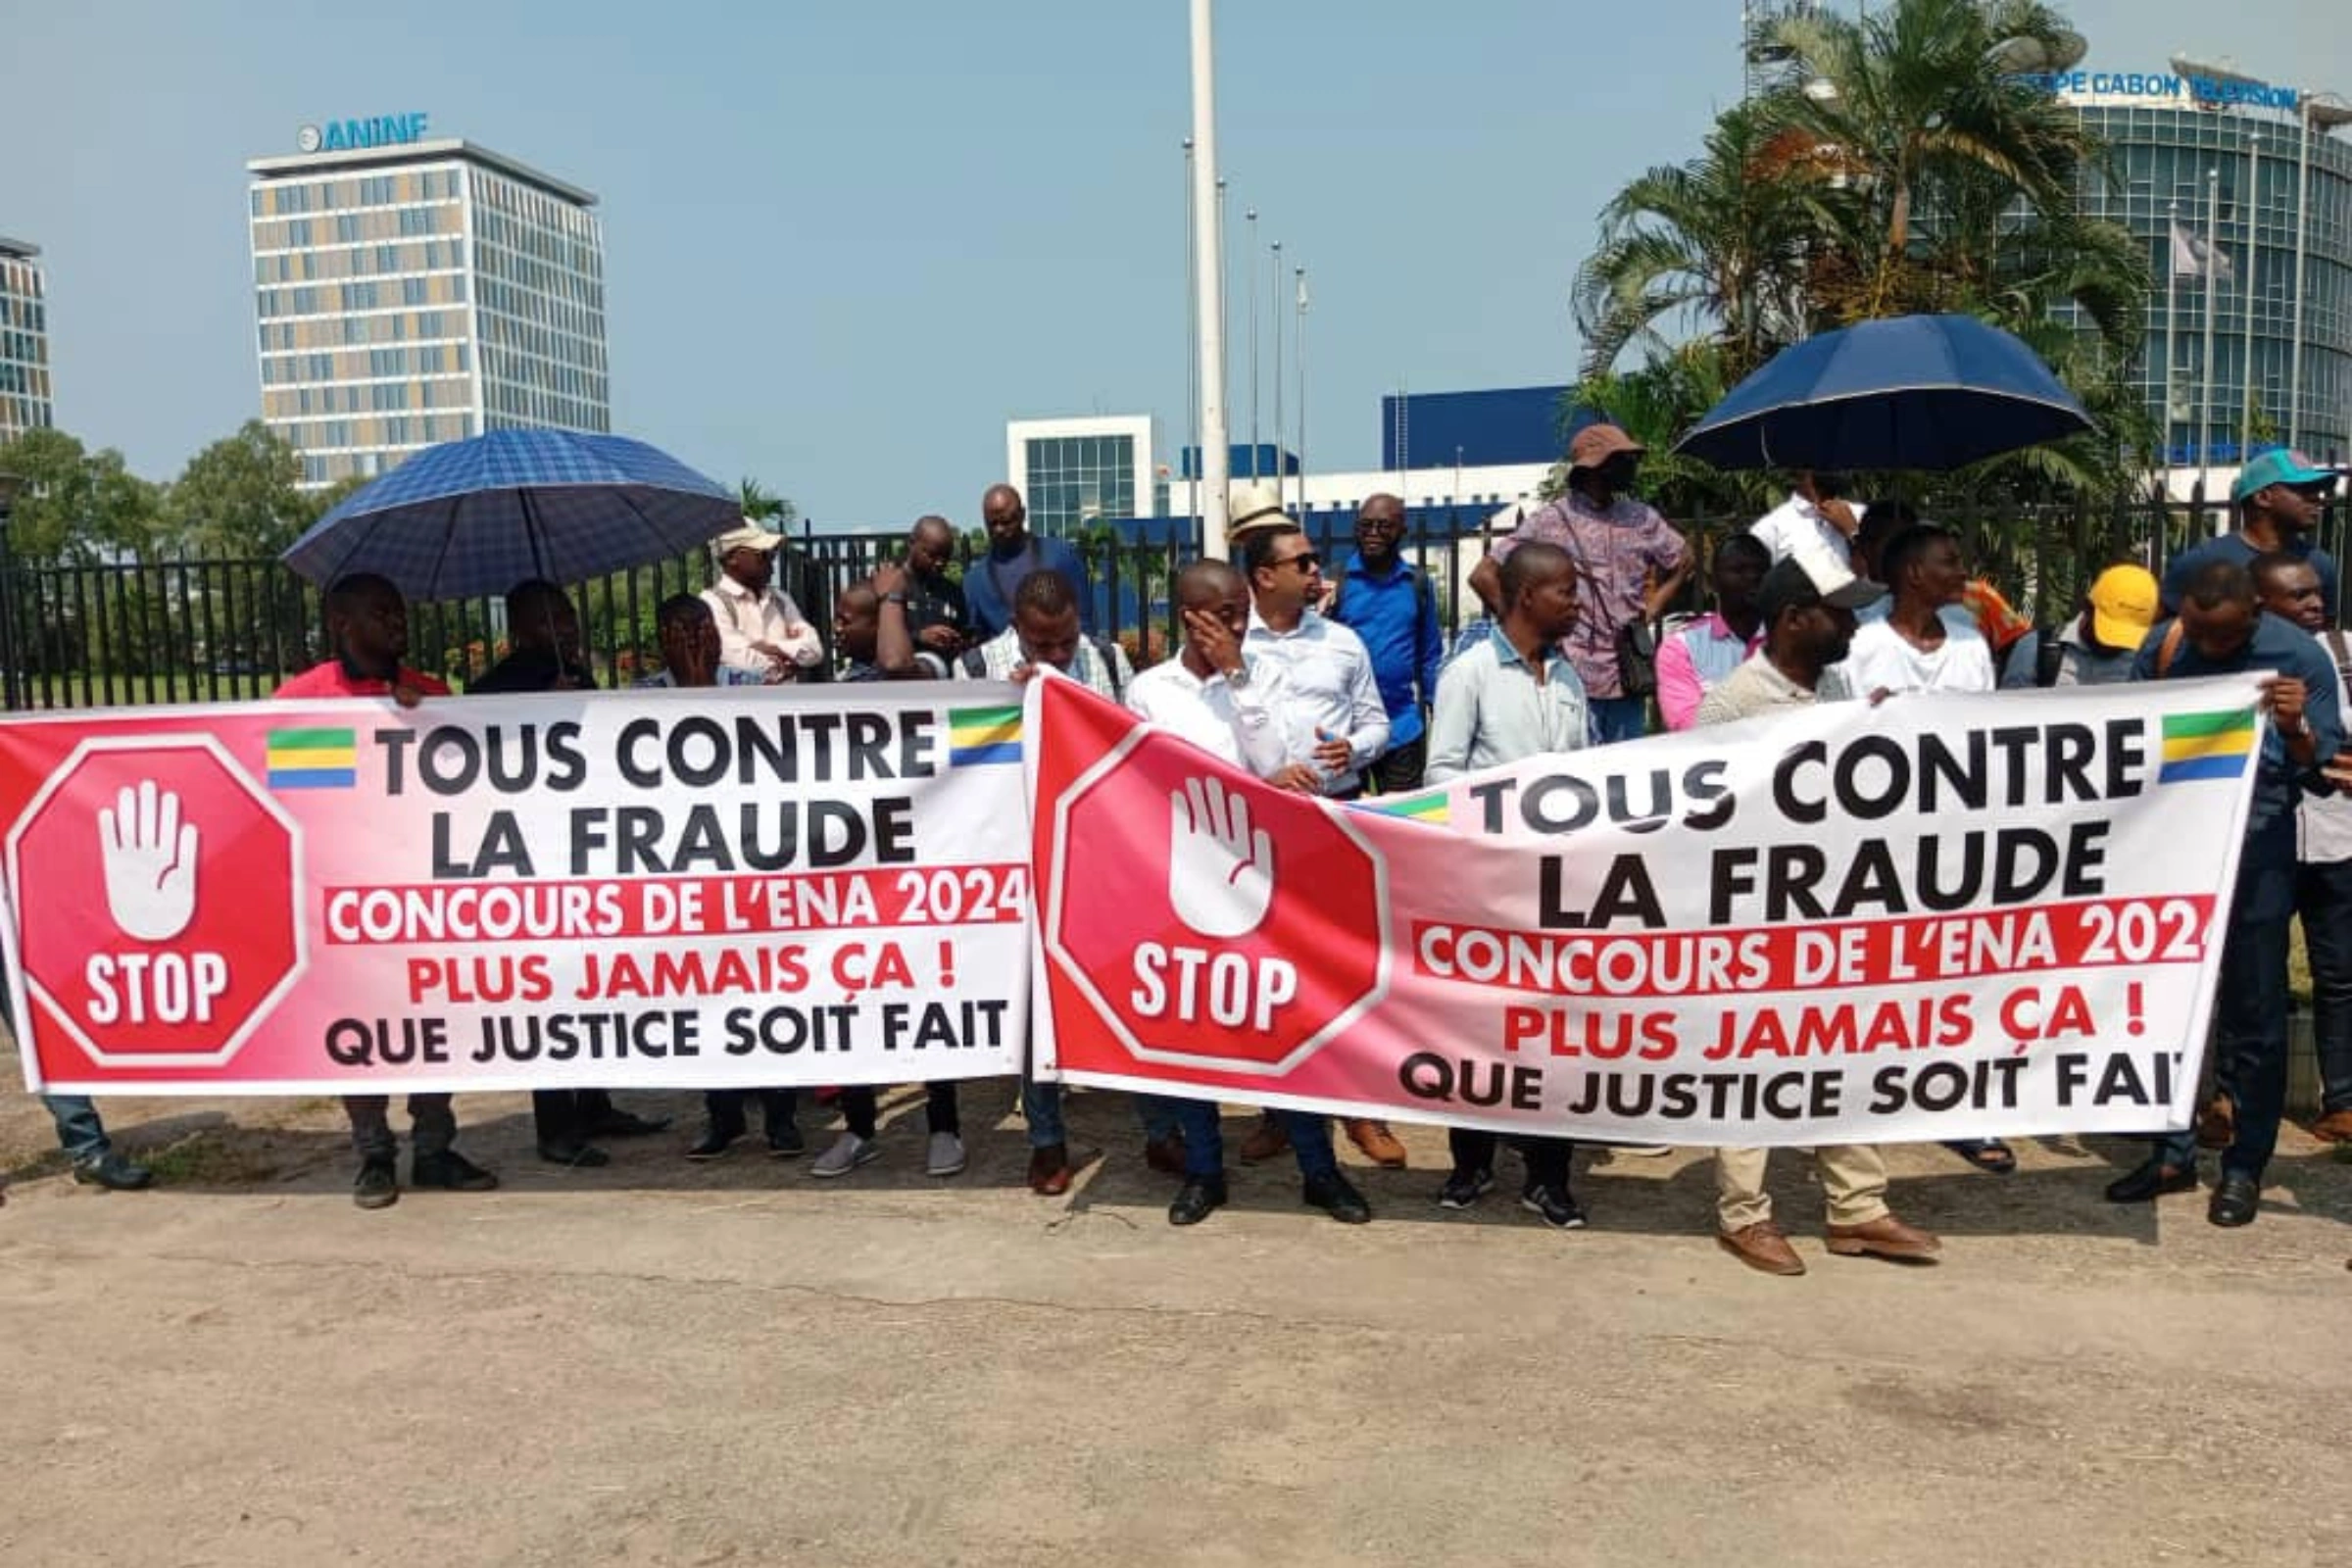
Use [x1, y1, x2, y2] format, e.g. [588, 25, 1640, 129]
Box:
[0, 236, 54, 443]
[247, 122, 610, 488]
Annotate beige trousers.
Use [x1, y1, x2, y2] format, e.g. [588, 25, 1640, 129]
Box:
[1715, 1144, 1890, 1232]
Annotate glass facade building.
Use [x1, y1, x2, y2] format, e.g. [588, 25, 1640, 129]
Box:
[2058, 86, 2352, 465]
[1005, 416, 1153, 537]
[0, 237, 54, 443]
[247, 139, 609, 488]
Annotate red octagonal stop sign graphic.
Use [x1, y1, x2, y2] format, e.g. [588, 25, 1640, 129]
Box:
[7, 736, 305, 1067]
[1046, 727, 1390, 1076]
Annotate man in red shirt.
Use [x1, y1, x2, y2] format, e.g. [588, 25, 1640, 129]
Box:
[275, 572, 499, 1209]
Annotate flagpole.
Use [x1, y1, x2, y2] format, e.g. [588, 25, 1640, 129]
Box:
[1190, 0, 1231, 560]
[1245, 206, 1259, 480]
[1295, 265, 1308, 523]
[2240, 132, 2261, 460]
[1184, 137, 1200, 529]
[2163, 198, 2180, 476]
[2199, 168, 2221, 517]
[1270, 238, 1285, 514]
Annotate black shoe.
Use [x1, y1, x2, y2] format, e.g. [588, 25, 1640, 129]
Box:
[1168, 1175, 1229, 1227]
[353, 1157, 399, 1210]
[590, 1108, 671, 1138]
[766, 1122, 808, 1158]
[1302, 1170, 1371, 1225]
[73, 1152, 155, 1191]
[2208, 1169, 2261, 1227]
[2104, 1157, 2198, 1203]
[412, 1151, 500, 1192]
[1520, 1183, 1588, 1231]
[1437, 1167, 1494, 1210]
[536, 1139, 611, 1168]
[686, 1124, 742, 1160]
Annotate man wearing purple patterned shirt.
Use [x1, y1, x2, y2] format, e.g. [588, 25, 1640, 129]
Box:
[1468, 423, 1690, 745]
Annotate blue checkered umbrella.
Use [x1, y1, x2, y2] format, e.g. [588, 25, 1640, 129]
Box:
[279, 428, 741, 600]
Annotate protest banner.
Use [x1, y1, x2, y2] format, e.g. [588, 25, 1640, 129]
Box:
[1029, 673, 2264, 1147]
[2, 686, 1029, 1094]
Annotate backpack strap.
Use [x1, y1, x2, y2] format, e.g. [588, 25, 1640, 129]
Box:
[1088, 636, 1127, 703]
[2034, 628, 2065, 688]
[2154, 618, 2186, 679]
[2326, 628, 2352, 685]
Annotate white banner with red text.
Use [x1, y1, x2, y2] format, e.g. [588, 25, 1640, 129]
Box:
[2, 687, 1030, 1094]
[1029, 673, 2263, 1147]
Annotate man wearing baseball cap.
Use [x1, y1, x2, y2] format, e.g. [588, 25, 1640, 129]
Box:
[1694, 545, 1942, 1275]
[1997, 564, 2161, 690]
[703, 523, 825, 684]
[2161, 449, 2345, 621]
[1467, 422, 1690, 745]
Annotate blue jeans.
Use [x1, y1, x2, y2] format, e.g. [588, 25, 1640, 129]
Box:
[2161, 912, 2292, 1178]
[1021, 1075, 1064, 1150]
[1171, 1099, 1337, 1181]
[43, 1095, 108, 1163]
[2296, 858, 2352, 1114]
[1135, 1094, 1183, 1144]
[1589, 696, 1648, 746]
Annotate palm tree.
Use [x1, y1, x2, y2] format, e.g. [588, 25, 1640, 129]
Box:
[737, 476, 796, 530]
[1767, 0, 2106, 319]
[1573, 103, 1831, 378]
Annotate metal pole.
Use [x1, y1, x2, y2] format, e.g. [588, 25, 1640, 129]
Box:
[2240, 132, 2261, 459]
[2163, 199, 2180, 478]
[1246, 207, 1259, 479]
[0, 497, 19, 712]
[1185, 137, 1200, 529]
[2291, 106, 2315, 451]
[1270, 239, 1284, 513]
[1190, 0, 1232, 559]
[1295, 265, 1308, 522]
[2200, 168, 2221, 514]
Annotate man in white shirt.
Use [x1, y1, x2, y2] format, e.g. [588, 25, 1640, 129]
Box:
[1126, 560, 1318, 789]
[1241, 522, 1391, 800]
[1235, 520, 1410, 1175]
[1749, 471, 1862, 567]
[1834, 524, 1997, 700]
[701, 524, 825, 684]
[1834, 523, 2013, 1178]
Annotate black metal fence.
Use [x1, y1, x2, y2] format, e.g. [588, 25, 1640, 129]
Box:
[0, 491, 2334, 712]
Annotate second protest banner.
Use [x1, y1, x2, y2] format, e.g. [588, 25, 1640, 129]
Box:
[1030, 673, 2262, 1147]
[2, 686, 1029, 1094]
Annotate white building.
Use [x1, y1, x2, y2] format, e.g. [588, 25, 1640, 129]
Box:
[1004, 412, 1554, 534]
[0, 236, 53, 443]
[248, 124, 610, 488]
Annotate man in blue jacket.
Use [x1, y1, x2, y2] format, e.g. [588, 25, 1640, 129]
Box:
[1329, 493, 1444, 793]
[961, 484, 1093, 642]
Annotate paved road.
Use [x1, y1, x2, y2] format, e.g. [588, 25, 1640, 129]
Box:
[5, 1083, 2348, 1568]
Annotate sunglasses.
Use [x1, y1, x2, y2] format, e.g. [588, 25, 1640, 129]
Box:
[1277, 552, 1321, 572]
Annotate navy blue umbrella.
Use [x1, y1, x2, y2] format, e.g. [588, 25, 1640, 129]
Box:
[280, 428, 740, 600]
[1673, 314, 2094, 471]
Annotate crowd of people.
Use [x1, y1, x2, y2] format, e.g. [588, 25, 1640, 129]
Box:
[11, 436, 2350, 1271]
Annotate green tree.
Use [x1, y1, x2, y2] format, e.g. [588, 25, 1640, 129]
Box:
[167, 419, 311, 557]
[0, 427, 164, 563]
[737, 476, 797, 530]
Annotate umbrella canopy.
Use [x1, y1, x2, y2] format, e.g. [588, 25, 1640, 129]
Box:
[1673, 314, 2094, 472]
[280, 428, 741, 600]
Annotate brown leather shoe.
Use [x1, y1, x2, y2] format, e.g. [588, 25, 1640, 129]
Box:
[1239, 1114, 1291, 1163]
[2197, 1095, 2235, 1150]
[2307, 1108, 2352, 1144]
[1825, 1213, 1942, 1262]
[1718, 1221, 1805, 1276]
[1143, 1133, 1187, 1176]
[1346, 1118, 1409, 1169]
[1027, 1143, 1073, 1197]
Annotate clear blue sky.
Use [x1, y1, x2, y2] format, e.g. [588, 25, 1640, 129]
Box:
[5, 0, 2346, 526]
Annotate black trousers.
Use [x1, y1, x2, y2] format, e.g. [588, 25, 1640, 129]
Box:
[840, 1083, 961, 1140]
[1372, 734, 1428, 795]
[532, 1088, 614, 1147]
[704, 1089, 799, 1134]
[1448, 1128, 1574, 1192]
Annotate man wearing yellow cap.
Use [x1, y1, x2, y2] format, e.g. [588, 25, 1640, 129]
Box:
[1996, 564, 2160, 690]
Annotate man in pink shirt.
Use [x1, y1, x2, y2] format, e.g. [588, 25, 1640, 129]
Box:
[1656, 534, 1768, 731]
[275, 572, 499, 1210]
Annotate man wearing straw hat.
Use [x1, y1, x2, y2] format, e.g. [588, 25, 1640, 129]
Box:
[703, 522, 825, 685]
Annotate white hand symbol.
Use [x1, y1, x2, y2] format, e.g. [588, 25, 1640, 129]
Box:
[1167, 775, 1275, 940]
[99, 780, 200, 942]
